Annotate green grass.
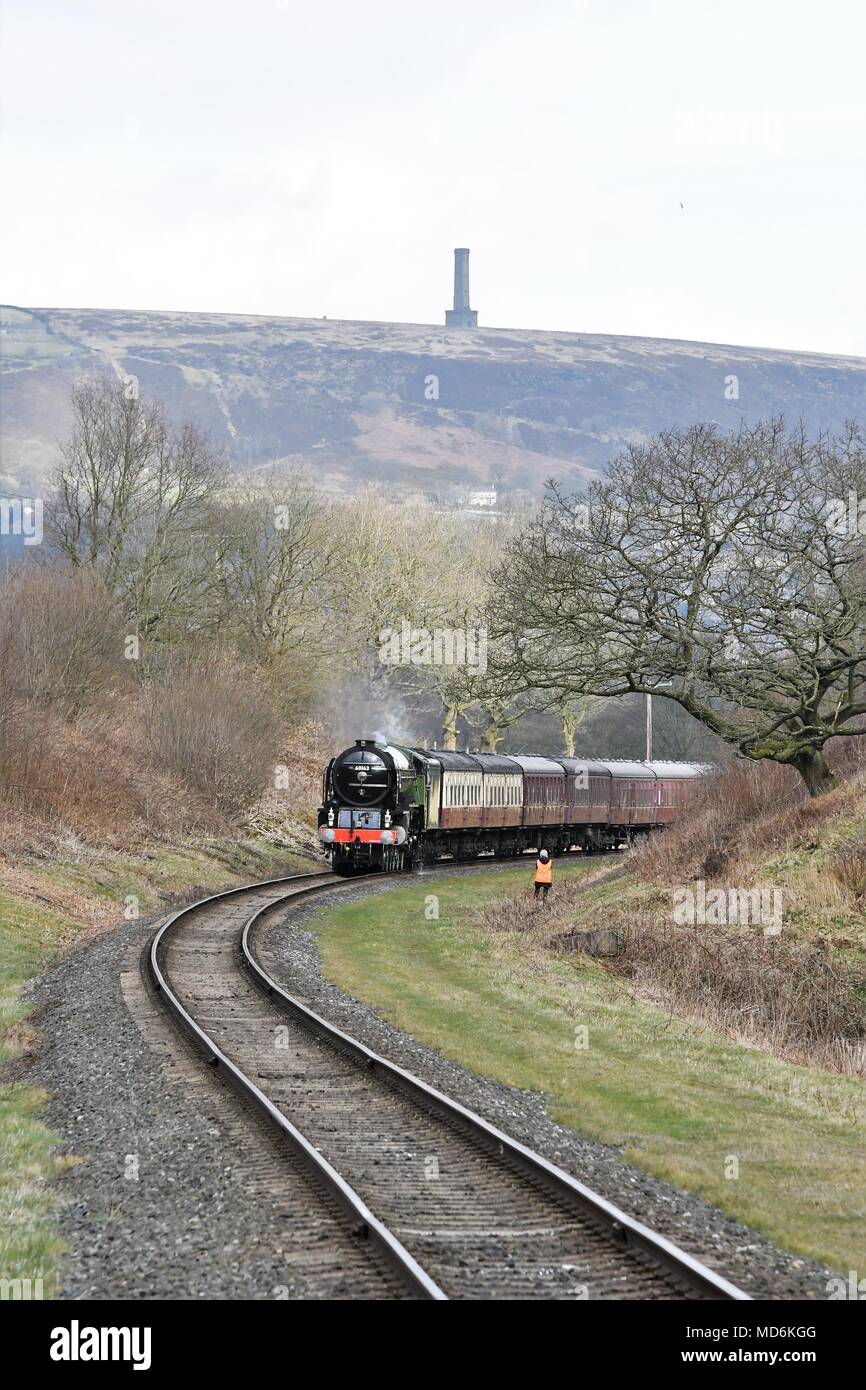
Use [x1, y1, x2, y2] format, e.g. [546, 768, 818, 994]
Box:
[0, 893, 74, 1294]
[310, 864, 866, 1274]
[34, 837, 312, 916]
[0, 837, 313, 1295]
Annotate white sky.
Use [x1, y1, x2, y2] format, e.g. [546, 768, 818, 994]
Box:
[2, 0, 865, 356]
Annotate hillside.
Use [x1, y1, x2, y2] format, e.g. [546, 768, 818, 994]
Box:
[2, 304, 864, 495]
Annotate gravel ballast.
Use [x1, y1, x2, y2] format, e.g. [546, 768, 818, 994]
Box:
[17, 898, 402, 1300]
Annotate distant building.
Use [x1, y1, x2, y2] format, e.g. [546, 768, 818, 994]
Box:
[466, 487, 497, 508]
[445, 248, 478, 328]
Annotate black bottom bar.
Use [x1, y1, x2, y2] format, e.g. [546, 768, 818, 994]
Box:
[7, 1296, 859, 1375]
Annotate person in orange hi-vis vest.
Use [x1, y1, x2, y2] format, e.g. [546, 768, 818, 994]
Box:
[534, 849, 552, 904]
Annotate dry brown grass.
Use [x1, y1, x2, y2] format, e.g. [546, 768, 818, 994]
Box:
[613, 915, 866, 1072]
[831, 837, 866, 904]
[475, 861, 630, 939]
[0, 566, 295, 851]
[0, 564, 129, 716]
[478, 870, 866, 1075]
[143, 652, 284, 819]
[635, 757, 866, 893]
[0, 693, 224, 851]
[473, 755, 866, 1076]
[633, 760, 805, 883]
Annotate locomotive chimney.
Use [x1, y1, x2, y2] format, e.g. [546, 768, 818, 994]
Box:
[445, 248, 478, 328]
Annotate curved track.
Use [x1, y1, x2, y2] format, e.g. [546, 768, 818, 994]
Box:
[148, 869, 750, 1302]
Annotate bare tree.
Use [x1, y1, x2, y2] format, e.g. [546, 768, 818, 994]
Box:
[0, 563, 127, 718]
[492, 419, 866, 795]
[209, 472, 332, 659]
[394, 513, 529, 749]
[51, 379, 225, 636]
[555, 693, 598, 757]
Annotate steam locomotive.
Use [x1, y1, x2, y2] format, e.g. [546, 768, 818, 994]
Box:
[318, 736, 711, 874]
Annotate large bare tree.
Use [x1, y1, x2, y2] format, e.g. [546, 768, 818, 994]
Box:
[209, 472, 333, 659]
[51, 378, 224, 636]
[491, 419, 866, 795]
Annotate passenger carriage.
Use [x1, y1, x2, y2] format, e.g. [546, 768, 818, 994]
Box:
[318, 737, 712, 873]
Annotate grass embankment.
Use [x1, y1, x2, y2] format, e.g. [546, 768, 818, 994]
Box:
[0, 837, 313, 1295]
[309, 859, 865, 1273]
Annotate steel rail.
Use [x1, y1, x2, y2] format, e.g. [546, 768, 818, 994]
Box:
[241, 876, 752, 1302]
[148, 871, 448, 1300]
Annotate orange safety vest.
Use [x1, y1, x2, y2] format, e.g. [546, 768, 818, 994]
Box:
[534, 858, 552, 884]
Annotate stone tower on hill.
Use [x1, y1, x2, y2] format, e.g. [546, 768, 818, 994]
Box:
[445, 247, 478, 327]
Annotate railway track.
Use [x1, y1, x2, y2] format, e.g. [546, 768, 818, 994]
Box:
[148, 869, 751, 1302]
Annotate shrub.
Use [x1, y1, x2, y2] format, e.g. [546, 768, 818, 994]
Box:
[831, 838, 866, 904]
[616, 916, 866, 1071]
[634, 760, 806, 884]
[0, 695, 220, 848]
[144, 653, 284, 818]
[0, 564, 128, 717]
